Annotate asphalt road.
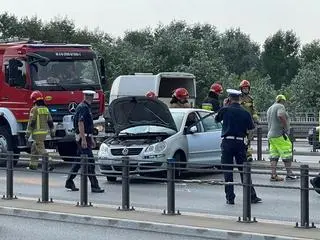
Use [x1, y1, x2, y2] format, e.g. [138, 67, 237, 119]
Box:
[0, 215, 206, 240]
[0, 159, 319, 225]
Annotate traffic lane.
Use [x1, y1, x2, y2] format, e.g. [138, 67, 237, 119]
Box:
[0, 215, 206, 240]
[0, 165, 319, 224]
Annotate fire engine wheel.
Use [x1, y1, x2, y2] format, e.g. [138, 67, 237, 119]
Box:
[0, 126, 19, 167]
[57, 141, 78, 161]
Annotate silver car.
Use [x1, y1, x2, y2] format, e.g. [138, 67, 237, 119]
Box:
[98, 96, 222, 182]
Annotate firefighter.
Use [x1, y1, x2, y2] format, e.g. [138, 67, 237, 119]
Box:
[26, 91, 55, 170]
[202, 83, 223, 112]
[170, 88, 191, 108]
[146, 91, 157, 99]
[239, 80, 259, 161]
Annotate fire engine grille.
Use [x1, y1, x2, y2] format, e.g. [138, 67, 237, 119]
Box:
[48, 102, 100, 122]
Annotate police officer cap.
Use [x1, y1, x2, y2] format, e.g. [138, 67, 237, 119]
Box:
[226, 89, 241, 97]
[83, 90, 96, 96]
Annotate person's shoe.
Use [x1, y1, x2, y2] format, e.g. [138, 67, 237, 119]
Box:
[26, 165, 37, 170]
[91, 187, 104, 193]
[48, 166, 54, 171]
[226, 199, 235, 205]
[247, 157, 253, 162]
[286, 175, 299, 181]
[65, 180, 79, 191]
[251, 197, 262, 204]
[270, 175, 284, 181]
[310, 178, 315, 187]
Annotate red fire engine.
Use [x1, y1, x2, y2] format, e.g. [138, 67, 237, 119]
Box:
[0, 39, 107, 165]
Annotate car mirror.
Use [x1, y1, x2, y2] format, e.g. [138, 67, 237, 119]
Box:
[187, 126, 197, 134]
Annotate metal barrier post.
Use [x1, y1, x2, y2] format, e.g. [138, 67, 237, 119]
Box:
[2, 151, 16, 200]
[78, 154, 91, 207]
[312, 128, 317, 152]
[238, 162, 256, 223]
[38, 155, 53, 203]
[118, 157, 134, 211]
[257, 126, 262, 161]
[163, 158, 180, 215]
[289, 128, 295, 161]
[296, 165, 315, 228]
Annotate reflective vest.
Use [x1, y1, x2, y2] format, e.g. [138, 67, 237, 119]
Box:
[27, 106, 51, 135]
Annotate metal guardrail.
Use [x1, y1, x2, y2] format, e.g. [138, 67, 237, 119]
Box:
[0, 151, 320, 229]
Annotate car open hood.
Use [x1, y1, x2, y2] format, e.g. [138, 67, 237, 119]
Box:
[108, 96, 178, 134]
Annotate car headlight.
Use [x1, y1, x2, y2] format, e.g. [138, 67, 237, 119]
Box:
[95, 123, 105, 133]
[145, 142, 167, 154]
[98, 143, 109, 156]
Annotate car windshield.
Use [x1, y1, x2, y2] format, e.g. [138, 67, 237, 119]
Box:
[120, 126, 176, 135]
[30, 60, 100, 90]
[170, 111, 185, 130]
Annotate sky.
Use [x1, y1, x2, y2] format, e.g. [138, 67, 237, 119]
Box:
[1, 0, 320, 45]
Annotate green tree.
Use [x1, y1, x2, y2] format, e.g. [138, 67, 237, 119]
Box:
[219, 28, 261, 75]
[289, 59, 320, 111]
[300, 40, 320, 65]
[0, 12, 21, 38]
[261, 30, 300, 89]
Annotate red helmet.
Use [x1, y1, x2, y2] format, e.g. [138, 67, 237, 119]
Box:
[210, 83, 223, 94]
[173, 88, 189, 100]
[146, 91, 156, 99]
[239, 80, 250, 88]
[30, 90, 44, 103]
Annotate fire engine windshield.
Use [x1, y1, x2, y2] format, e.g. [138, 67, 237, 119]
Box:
[30, 60, 101, 91]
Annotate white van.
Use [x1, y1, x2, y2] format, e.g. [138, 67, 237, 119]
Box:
[109, 72, 196, 107]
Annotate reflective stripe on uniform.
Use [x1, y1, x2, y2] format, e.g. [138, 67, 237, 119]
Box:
[32, 131, 48, 135]
[202, 103, 212, 111]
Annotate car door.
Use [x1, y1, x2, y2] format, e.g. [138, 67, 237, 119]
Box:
[185, 111, 208, 165]
[197, 111, 222, 165]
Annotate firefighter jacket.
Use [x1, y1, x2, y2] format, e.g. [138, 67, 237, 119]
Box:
[202, 95, 221, 112]
[240, 94, 259, 122]
[170, 102, 191, 108]
[26, 105, 54, 136]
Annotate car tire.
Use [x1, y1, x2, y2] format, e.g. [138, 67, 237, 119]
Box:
[0, 126, 19, 167]
[107, 176, 117, 182]
[57, 141, 78, 161]
[173, 151, 186, 178]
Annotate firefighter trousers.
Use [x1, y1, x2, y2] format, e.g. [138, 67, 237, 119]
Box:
[30, 134, 47, 168]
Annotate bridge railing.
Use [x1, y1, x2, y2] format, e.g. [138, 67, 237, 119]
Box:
[0, 151, 319, 229]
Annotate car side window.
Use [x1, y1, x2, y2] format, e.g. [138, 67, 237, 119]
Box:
[198, 111, 221, 132]
[185, 112, 201, 132]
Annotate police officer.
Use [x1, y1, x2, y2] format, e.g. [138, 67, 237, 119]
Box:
[202, 83, 223, 112]
[170, 88, 191, 108]
[239, 80, 259, 162]
[215, 89, 262, 204]
[65, 90, 104, 193]
[26, 91, 54, 170]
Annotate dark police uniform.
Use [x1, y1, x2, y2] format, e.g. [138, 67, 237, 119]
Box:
[215, 89, 261, 204]
[65, 90, 104, 193]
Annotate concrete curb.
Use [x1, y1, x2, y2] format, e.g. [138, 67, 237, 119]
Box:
[0, 206, 311, 240]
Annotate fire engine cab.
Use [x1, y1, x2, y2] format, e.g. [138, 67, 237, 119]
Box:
[0, 38, 107, 165]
